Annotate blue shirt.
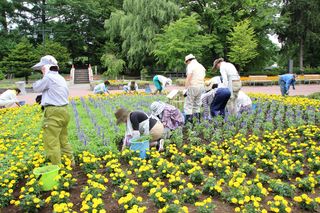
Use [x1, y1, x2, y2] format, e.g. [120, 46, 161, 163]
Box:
[33, 71, 69, 106]
[279, 74, 295, 91]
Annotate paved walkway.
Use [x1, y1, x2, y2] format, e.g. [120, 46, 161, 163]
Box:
[17, 83, 320, 105]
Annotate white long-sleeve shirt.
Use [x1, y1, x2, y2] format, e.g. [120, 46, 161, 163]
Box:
[0, 90, 19, 107]
[219, 62, 240, 88]
[33, 71, 69, 106]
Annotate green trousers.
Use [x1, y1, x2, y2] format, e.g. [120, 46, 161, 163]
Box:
[42, 105, 73, 165]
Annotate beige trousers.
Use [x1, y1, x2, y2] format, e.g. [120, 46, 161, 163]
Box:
[184, 86, 204, 115]
[227, 81, 242, 115]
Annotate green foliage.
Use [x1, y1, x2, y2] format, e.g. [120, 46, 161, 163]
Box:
[269, 180, 295, 198]
[227, 19, 258, 70]
[0, 70, 4, 80]
[140, 67, 148, 80]
[153, 14, 215, 71]
[35, 39, 71, 73]
[308, 92, 320, 100]
[0, 37, 38, 83]
[277, 0, 320, 68]
[105, 0, 179, 70]
[101, 53, 125, 78]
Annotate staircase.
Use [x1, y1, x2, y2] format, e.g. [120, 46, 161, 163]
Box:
[74, 69, 89, 84]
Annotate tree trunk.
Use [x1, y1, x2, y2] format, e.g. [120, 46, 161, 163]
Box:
[25, 75, 29, 84]
[42, 0, 46, 25]
[299, 37, 304, 74]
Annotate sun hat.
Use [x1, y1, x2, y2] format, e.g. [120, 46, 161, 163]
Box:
[115, 108, 130, 125]
[213, 58, 224, 69]
[150, 101, 166, 116]
[32, 55, 58, 70]
[185, 54, 195, 62]
[205, 76, 222, 91]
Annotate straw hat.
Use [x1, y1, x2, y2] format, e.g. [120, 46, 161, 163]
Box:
[150, 101, 166, 116]
[115, 108, 130, 125]
[213, 58, 224, 69]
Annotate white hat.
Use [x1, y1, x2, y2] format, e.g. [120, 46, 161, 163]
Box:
[32, 55, 58, 70]
[205, 76, 222, 91]
[167, 78, 172, 85]
[185, 54, 195, 62]
[150, 101, 166, 116]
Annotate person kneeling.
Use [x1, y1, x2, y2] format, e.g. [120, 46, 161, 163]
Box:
[115, 108, 164, 151]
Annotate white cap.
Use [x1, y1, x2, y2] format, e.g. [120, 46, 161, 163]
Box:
[185, 54, 195, 62]
[32, 55, 58, 70]
[150, 101, 166, 116]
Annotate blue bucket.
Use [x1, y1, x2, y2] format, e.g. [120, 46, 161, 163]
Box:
[129, 137, 150, 159]
[19, 101, 26, 106]
[252, 103, 257, 110]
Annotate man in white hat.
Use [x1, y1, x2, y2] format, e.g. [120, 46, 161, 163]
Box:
[184, 54, 206, 123]
[213, 58, 241, 115]
[152, 74, 172, 94]
[32, 55, 74, 165]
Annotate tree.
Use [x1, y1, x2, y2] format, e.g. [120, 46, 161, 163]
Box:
[105, 0, 179, 72]
[227, 19, 258, 70]
[35, 40, 71, 73]
[49, 0, 119, 65]
[178, 0, 282, 71]
[0, 0, 15, 33]
[0, 37, 38, 83]
[101, 53, 125, 78]
[153, 14, 216, 71]
[278, 0, 320, 71]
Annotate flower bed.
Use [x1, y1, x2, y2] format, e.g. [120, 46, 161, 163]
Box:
[0, 93, 319, 212]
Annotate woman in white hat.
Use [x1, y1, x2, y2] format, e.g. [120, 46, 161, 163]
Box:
[150, 101, 184, 139]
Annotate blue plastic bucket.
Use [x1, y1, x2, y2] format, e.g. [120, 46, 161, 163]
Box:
[19, 101, 26, 106]
[129, 137, 150, 159]
[252, 103, 257, 110]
